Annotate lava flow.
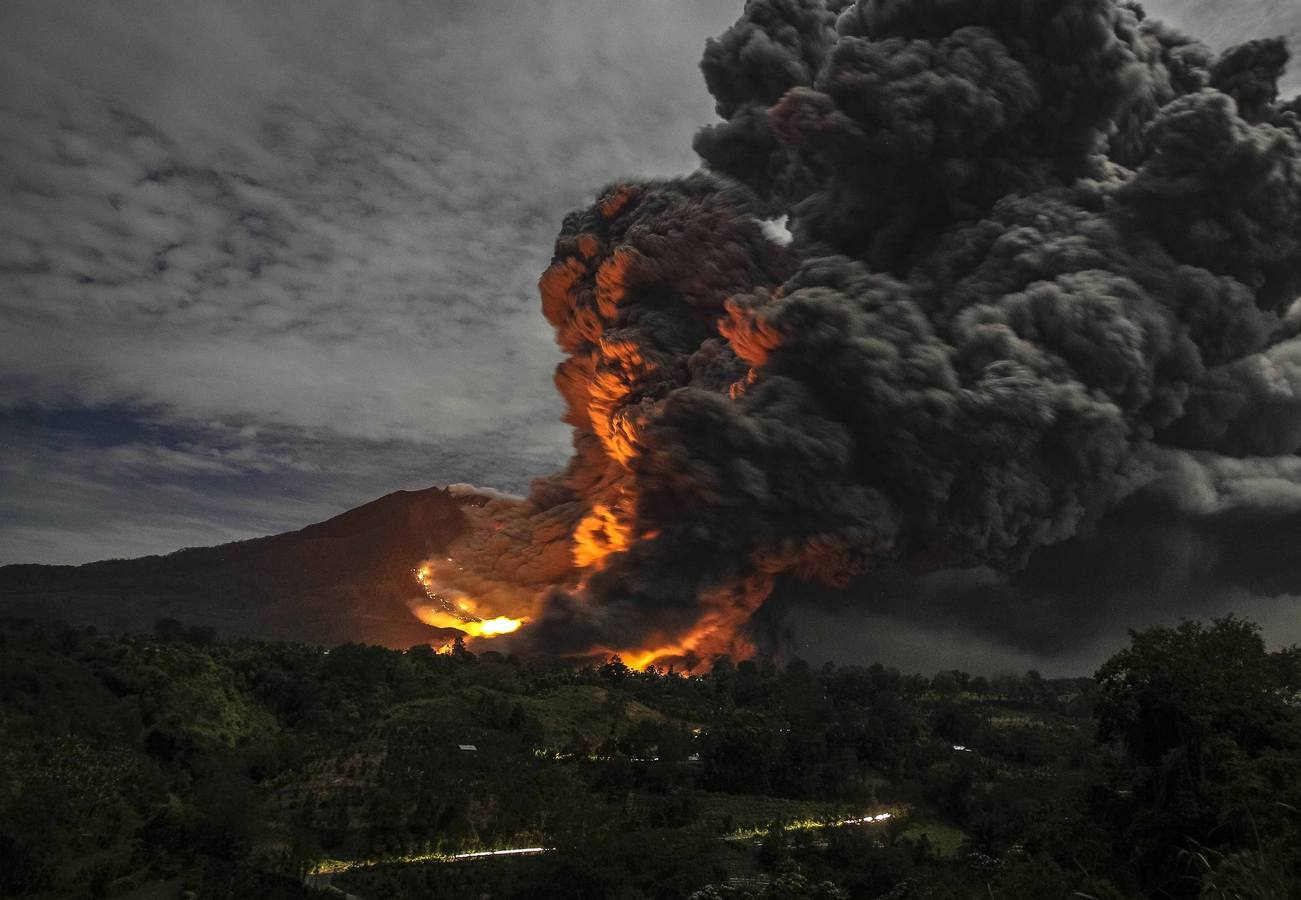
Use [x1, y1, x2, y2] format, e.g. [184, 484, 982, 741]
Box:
[410, 562, 523, 641]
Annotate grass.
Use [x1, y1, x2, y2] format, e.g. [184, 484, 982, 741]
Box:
[522, 684, 683, 744]
[384, 683, 687, 747]
[900, 822, 967, 858]
[113, 879, 184, 900]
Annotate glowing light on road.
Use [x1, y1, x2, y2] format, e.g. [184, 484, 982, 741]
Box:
[309, 845, 555, 878]
[725, 809, 898, 841]
[446, 847, 550, 860]
[310, 811, 900, 881]
[834, 812, 893, 826]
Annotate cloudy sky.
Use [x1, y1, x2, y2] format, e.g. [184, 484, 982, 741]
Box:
[1, 0, 1297, 609]
[0, 0, 748, 564]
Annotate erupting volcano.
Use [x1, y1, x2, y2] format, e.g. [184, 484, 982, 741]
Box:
[413, 0, 1301, 672]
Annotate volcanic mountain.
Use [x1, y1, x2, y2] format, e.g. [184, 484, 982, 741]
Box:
[0, 486, 485, 647]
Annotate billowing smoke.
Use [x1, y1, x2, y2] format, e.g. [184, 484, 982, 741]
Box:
[445, 0, 1301, 669]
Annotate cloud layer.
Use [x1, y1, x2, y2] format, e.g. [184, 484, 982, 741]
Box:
[0, 0, 736, 562]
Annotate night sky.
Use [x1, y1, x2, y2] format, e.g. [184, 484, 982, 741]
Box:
[3, 0, 1300, 673]
[1, 0, 742, 564]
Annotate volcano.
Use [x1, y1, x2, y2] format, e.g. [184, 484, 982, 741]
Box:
[6, 0, 1301, 671]
[0, 486, 489, 647]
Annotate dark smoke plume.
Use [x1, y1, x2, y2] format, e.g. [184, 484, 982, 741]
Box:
[475, 0, 1301, 667]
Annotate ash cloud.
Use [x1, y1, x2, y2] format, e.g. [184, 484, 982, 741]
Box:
[780, 468, 1301, 674]
[494, 0, 1301, 666]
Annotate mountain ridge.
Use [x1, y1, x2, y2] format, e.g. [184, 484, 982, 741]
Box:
[0, 484, 481, 647]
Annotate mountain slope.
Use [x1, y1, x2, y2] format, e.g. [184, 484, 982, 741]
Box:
[0, 485, 478, 647]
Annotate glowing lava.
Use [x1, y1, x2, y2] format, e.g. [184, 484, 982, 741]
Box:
[413, 608, 523, 638]
[601, 571, 774, 672]
[411, 563, 524, 642]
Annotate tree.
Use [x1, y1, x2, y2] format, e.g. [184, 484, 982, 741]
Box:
[1095, 618, 1294, 772]
[930, 700, 978, 744]
[930, 670, 960, 695]
[154, 618, 186, 641]
[598, 655, 630, 683]
[1094, 617, 1301, 897]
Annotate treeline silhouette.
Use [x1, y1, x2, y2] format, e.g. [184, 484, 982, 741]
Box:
[0, 615, 1297, 899]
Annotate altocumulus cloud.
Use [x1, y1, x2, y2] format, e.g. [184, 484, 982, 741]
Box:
[0, 0, 738, 563]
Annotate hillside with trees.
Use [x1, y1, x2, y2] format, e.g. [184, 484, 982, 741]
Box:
[1, 616, 1297, 899]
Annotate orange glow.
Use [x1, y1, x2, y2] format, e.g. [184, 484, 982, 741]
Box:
[412, 605, 523, 637]
[508, 182, 818, 674]
[599, 570, 775, 672]
[410, 563, 524, 643]
[572, 503, 632, 570]
[719, 294, 784, 368]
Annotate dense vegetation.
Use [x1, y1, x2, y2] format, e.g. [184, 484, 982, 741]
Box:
[1, 615, 1297, 899]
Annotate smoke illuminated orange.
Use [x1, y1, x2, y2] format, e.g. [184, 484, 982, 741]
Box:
[572, 503, 632, 571]
[599, 570, 774, 672]
[411, 563, 524, 643]
[431, 181, 808, 672]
